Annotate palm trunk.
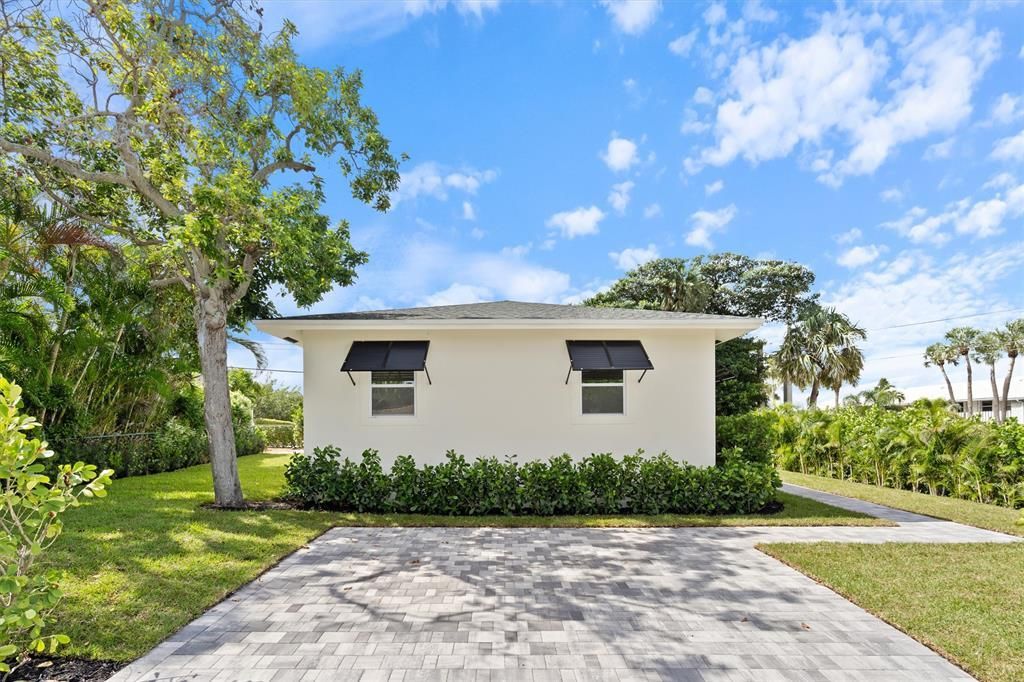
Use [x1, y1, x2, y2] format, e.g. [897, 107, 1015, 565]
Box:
[783, 380, 792, 405]
[195, 287, 244, 507]
[1002, 353, 1017, 422]
[834, 388, 840, 408]
[939, 364, 956, 404]
[807, 379, 820, 408]
[989, 365, 1001, 424]
[965, 355, 974, 415]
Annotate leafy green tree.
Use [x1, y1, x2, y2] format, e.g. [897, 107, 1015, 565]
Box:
[843, 378, 904, 408]
[0, 1, 402, 505]
[0, 375, 112, 675]
[924, 342, 959, 404]
[945, 327, 981, 416]
[586, 254, 816, 414]
[770, 305, 865, 408]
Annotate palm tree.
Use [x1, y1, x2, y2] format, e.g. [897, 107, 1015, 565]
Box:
[998, 320, 1024, 422]
[845, 378, 905, 407]
[770, 305, 866, 408]
[924, 342, 959, 404]
[945, 327, 981, 415]
[973, 333, 1003, 423]
[656, 265, 712, 313]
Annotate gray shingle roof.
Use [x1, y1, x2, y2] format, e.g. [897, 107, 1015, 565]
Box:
[272, 300, 754, 322]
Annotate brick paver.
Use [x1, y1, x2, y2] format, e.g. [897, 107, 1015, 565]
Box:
[108, 487, 1017, 682]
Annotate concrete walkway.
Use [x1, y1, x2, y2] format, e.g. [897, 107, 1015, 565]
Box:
[109, 487, 1017, 682]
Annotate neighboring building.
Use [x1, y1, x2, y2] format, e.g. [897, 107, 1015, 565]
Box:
[255, 301, 761, 467]
[900, 376, 1024, 421]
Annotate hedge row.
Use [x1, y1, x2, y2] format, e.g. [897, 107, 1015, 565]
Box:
[283, 448, 781, 516]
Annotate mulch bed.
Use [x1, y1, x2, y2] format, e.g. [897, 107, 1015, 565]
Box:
[10, 658, 122, 682]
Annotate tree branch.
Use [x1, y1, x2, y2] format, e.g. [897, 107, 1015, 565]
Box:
[0, 138, 134, 187]
[253, 159, 315, 184]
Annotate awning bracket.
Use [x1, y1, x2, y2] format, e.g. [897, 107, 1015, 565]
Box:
[346, 370, 356, 386]
[638, 369, 648, 383]
[424, 364, 432, 385]
[565, 364, 573, 385]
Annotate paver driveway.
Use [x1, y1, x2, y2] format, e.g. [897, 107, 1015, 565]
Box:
[109, 486, 1016, 682]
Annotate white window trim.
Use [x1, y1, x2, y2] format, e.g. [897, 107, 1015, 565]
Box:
[579, 370, 627, 417]
[369, 371, 417, 419]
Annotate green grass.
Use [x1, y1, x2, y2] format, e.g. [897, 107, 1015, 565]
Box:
[47, 453, 882, 661]
[760, 542, 1024, 682]
[781, 470, 1024, 537]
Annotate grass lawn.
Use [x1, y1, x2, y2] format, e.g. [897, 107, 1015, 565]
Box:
[781, 470, 1024, 537]
[49, 452, 882, 662]
[760, 542, 1024, 682]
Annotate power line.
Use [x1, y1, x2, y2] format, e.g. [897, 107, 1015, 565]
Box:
[866, 307, 1024, 331]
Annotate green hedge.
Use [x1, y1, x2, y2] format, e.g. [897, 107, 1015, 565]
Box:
[716, 411, 777, 465]
[283, 448, 781, 515]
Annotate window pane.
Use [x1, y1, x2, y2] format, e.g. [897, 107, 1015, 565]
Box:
[371, 370, 415, 385]
[582, 369, 624, 384]
[372, 387, 414, 416]
[583, 386, 623, 414]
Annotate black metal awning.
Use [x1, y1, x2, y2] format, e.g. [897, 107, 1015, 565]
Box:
[565, 340, 653, 383]
[341, 341, 431, 385]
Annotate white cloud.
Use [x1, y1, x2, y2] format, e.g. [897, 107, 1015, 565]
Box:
[685, 204, 737, 249]
[680, 109, 711, 135]
[924, 138, 954, 160]
[462, 201, 476, 221]
[500, 242, 532, 257]
[260, 0, 500, 50]
[881, 180, 1024, 244]
[545, 206, 606, 238]
[819, 245, 1024, 393]
[742, 0, 777, 23]
[600, 0, 661, 36]
[393, 162, 497, 203]
[610, 244, 660, 270]
[703, 1, 727, 26]
[693, 86, 715, 105]
[418, 283, 492, 306]
[992, 129, 1024, 161]
[704, 179, 724, 196]
[469, 227, 485, 239]
[694, 13, 999, 186]
[836, 227, 862, 244]
[601, 135, 639, 171]
[837, 244, 884, 268]
[643, 203, 662, 219]
[607, 181, 635, 214]
[669, 29, 698, 56]
[880, 187, 904, 203]
[991, 93, 1023, 125]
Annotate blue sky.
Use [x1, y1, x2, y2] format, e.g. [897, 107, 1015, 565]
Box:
[239, 0, 1024, 400]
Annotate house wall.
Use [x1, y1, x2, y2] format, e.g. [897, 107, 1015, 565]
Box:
[300, 327, 717, 467]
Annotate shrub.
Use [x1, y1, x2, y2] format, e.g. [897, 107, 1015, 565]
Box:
[153, 417, 209, 473]
[716, 411, 777, 465]
[0, 376, 112, 675]
[283, 448, 781, 516]
[231, 391, 266, 456]
[771, 401, 1024, 508]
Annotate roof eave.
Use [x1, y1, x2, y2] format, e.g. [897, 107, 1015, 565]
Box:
[254, 317, 763, 344]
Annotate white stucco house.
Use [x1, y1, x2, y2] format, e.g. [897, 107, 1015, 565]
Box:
[900, 376, 1024, 422]
[255, 301, 761, 467]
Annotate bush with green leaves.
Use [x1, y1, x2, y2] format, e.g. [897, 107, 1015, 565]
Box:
[283, 448, 780, 516]
[0, 376, 112, 675]
[769, 401, 1024, 507]
[716, 411, 777, 465]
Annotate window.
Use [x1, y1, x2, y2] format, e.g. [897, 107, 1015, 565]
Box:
[582, 369, 624, 414]
[371, 371, 415, 416]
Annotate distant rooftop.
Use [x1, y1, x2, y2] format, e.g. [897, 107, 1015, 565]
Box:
[270, 300, 755, 322]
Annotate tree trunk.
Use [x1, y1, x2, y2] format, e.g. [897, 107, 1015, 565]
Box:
[834, 388, 840, 408]
[1002, 353, 1017, 422]
[939, 364, 956, 404]
[989, 365, 1001, 424]
[783, 380, 792, 405]
[194, 288, 244, 507]
[807, 379, 820, 408]
[965, 355, 974, 415]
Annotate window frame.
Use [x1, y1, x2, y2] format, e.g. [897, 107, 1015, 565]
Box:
[579, 369, 626, 416]
[369, 370, 417, 418]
